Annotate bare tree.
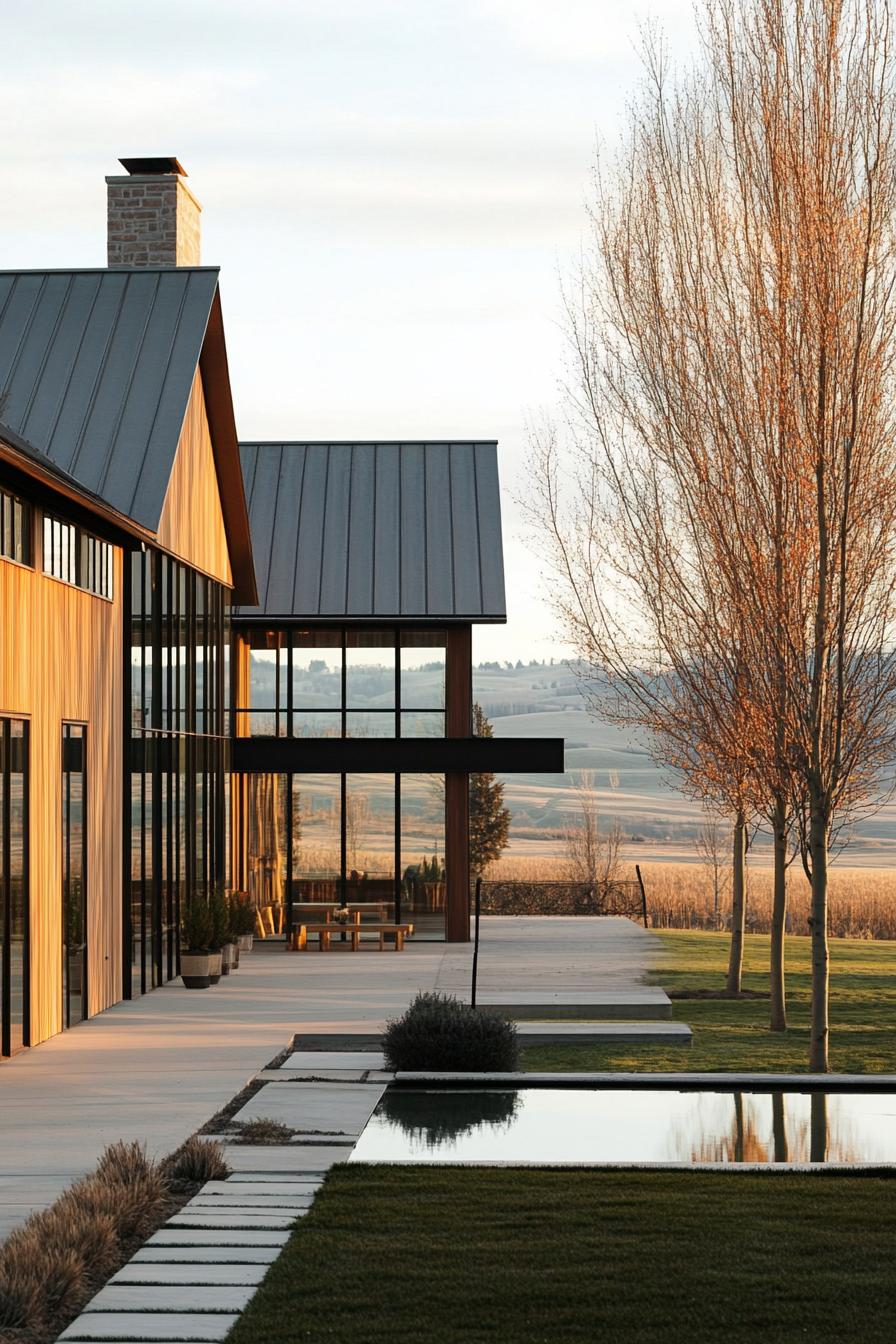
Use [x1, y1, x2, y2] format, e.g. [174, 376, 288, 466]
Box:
[694, 812, 728, 929]
[564, 770, 623, 893]
[527, 0, 896, 1068]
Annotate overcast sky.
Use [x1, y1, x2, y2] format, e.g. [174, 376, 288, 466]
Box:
[1, 0, 696, 661]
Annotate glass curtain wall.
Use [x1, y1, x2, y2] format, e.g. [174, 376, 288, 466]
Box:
[237, 629, 448, 938]
[0, 718, 28, 1057]
[61, 724, 86, 1028]
[126, 550, 229, 997]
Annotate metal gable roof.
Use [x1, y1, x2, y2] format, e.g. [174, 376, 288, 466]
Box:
[235, 441, 507, 622]
[0, 267, 220, 531]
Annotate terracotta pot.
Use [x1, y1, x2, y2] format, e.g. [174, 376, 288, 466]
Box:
[208, 950, 223, 984]
[181, 952, 211, 989]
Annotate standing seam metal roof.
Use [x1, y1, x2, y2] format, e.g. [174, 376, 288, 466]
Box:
[236, 441, 507, 622]
[0, 267, 220, 531]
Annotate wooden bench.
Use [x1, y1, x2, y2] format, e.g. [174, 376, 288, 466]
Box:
[368, 922, 415, 951]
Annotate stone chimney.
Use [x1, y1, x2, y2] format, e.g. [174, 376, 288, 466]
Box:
[106, 157, 201, 267]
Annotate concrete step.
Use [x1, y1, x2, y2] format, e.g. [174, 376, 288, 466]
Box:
[515, 1021, 691, 1046]
[476, 989, 673, 1021]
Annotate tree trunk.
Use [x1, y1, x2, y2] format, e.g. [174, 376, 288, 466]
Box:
[808, 797, 830, 1072]
[726, 809, 747, 994]
[769, 794, 788, 1032]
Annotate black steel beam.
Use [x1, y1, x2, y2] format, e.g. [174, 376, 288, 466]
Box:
[231, 736, 565, 775]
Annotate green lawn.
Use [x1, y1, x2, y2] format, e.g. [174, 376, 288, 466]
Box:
[228, 1165, 896, 1344]
[522, 930, 896, 1073]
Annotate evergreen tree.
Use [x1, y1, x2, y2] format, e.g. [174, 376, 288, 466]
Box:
[469, 703, 511, 874]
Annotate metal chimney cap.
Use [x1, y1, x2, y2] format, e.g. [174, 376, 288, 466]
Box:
[118, 156, 187, 177]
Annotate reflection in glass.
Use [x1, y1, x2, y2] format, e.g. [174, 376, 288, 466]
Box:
[345, 712, 394, 738]
[400, 635, 445, 710]
[400, 775, 445, 939]
[400, 711, 445, 738]
[291, 774, 341, 906]
[291, 711, 342, 738]
[345, 634, 394, 711]
[1, 720, 28, 1056]
[62, 724, 86, 1029]
[345, 775, 395, 891]
[292, 633, 341, 708]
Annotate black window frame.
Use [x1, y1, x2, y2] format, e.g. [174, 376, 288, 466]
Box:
[0, 716, 29, 1059]
[0, 488, 33, 567]
[42, 512, 113, 599]
[234, 627, 447, 739]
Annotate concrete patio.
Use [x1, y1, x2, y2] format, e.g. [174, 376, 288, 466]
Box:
[0, 916, 667, 1240]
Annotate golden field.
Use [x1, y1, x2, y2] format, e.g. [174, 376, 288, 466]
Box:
[484, 855, 896, 940]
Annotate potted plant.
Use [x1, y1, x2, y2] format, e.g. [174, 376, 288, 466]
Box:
[231, 892, 256, 952]
[180, 901, 213, 989]
[208, 889, 234, 978]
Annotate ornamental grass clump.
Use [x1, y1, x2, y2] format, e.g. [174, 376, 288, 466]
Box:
[383, 992, 520, 1072]
[161, 1134, 230, 1189]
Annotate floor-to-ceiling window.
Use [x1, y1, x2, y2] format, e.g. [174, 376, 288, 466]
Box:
[236, 629, 448, 938]
[0, 717, 28, 1057]
[61, 723, 86, 1028]
[126, 550, 229, 996]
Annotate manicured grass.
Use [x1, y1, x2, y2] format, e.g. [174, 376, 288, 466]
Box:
[522, 930, 896, 1073]
[228, 1165, 896, 1344]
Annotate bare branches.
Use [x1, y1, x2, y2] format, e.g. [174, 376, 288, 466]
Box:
[525, 0, 896, 1068]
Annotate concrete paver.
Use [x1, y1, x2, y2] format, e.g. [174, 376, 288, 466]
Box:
[111, 1263, 269, 1285]
[232, 1080, 385, 1132]
[60, 1313, 239, 1341]
[219, 1144, 346, 1172]
[147, 1228, 290, 1246]
[85, 1285, 255, 1312]
[279, 1050, 386, 1070]
[131, 1247, 281, 1264]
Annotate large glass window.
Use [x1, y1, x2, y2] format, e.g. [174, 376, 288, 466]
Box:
[126, 549, 229, 997]
[235, 628, 446, 738]
[238, 768, 446, 941]
[0, 718, 28, 1057]
[0, 489, 32, 566]
[62, 724, 87, 1029]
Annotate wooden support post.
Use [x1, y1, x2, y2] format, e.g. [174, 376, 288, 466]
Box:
[445, 627, 472, 942]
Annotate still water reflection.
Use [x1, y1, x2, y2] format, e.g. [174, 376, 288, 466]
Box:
[349, 1088, 896, 1164]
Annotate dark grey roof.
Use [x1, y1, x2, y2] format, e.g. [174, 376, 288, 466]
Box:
[0, 267, 219, 530]
[236, 441, 507, 622]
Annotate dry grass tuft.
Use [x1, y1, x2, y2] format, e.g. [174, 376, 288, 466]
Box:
[161, 1134, 230, 1188]
[230, 1118, 294, 1144]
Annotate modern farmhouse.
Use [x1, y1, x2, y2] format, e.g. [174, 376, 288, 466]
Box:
[0, 159, 562, 1056]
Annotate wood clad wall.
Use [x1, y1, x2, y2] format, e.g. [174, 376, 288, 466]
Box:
[156, 370, 234, 589]
[0, 546, 123, 1045]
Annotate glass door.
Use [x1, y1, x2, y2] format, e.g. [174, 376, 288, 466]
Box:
[1, 718, 29, 1057]
[62, 723, 87, 1028]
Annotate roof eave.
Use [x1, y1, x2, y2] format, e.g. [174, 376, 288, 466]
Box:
[198, 289, 258, 605]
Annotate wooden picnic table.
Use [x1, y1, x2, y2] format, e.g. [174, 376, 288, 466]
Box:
[289, 919, 414, 952]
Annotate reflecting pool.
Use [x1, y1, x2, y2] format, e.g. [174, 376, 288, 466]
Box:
[349, 1087, 896, 1165]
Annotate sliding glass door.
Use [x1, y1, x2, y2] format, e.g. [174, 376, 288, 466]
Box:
[1, 718, 28, 1057]
[62, 724, 87, 1028]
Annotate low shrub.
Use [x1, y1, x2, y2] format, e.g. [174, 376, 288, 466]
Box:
[382, 992, 520, 1072]
[94, 1139, 155, 1186]
[161, 1135, 230, 1187]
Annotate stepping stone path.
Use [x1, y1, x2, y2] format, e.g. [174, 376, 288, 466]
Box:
[58, 1050, 390, 1343]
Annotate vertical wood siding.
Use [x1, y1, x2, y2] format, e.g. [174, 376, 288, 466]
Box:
[0, 547, 123, 1045]
[156, 370, 234, 589]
